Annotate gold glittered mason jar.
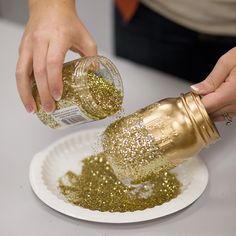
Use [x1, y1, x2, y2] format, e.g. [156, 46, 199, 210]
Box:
[32, 56, 124, 129]
[103, 92, 220, 183]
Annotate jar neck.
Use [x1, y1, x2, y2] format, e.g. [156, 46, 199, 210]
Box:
[180, 92, 220, 146]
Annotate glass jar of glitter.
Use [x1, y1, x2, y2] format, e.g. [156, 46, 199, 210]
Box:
[102, 92, 220, 183]
[32, 56, 124, 129]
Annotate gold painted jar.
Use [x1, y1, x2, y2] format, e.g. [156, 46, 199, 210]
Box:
[103, 92, 220, 183]
[33, 56, 124, 129]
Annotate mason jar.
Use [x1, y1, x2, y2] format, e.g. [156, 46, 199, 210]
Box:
[103, 92, 220, 182]
[32, 56, 124, 129]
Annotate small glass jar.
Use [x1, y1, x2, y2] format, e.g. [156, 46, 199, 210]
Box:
[103, 92, 220, 182]
[32, 56, 124, 129]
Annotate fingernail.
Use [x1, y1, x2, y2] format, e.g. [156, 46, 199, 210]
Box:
[52, 90, 62, 102]
[190, 84, 201, 92]
[25, 104, 34, 114]
[43, 103, 54, 114]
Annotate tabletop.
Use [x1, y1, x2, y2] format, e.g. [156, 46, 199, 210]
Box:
[0, 19, 235, 236]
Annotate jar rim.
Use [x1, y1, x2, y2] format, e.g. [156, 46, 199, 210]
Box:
[181, 92, 220, 146]
[73, 56, 124, 119]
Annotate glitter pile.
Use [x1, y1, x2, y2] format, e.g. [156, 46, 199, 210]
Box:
[58, 153, 181, 212]
[58, 104, 181, 212]
[33, 59, 123, 129]
[56, 60, 183, 212]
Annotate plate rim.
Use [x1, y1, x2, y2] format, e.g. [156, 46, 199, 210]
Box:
[29, 127, 209, 224]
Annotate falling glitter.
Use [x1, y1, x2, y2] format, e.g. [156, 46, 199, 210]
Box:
[58, 153, 181, 212]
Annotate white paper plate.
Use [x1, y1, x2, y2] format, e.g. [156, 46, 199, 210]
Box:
[29, 127, 208, 224]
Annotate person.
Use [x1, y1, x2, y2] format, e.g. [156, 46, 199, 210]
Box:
[15, 0, 236, 124]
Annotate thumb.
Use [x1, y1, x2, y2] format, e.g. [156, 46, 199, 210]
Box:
[191, 48, 236, 95]
[191, 74, 218, 95]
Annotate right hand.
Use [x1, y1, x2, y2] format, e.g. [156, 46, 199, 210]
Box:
[191, 47, 236, 122]
[16, 0, 97, 114]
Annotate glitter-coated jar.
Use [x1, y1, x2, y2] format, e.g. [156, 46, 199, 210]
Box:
[142, 92, 220, 164]
[103, 92, 220, 182]
[33, 56, 124, 129]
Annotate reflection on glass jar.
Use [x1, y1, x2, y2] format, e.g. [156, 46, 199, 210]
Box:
[32, 56, 124, 129]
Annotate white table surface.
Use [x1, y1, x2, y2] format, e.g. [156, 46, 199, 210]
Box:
[0, 20, 235, 236]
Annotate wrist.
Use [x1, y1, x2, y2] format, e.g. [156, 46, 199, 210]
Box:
[28, 0, 76, 16]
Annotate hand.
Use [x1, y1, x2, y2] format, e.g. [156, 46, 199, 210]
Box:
[16, 0, 97, 114]
[191, 47, 236, 122]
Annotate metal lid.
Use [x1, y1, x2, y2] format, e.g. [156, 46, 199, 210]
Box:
[181, 92, 220, 146]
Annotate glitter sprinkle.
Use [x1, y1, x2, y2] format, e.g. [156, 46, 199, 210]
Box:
[102, 111, 176, 182]
[58, 153, 181, 212]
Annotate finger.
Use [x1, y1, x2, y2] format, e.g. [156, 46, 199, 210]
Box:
[33, 37, 55, 113]
[191, 47, 236, 94]
[201, 92, 226, 114]
[71, 19, 97, 56]
[212, 112, 236, 122]
[78, 37, 97, 57]
[71, 38, 97, 57]
[210, 104, 236, 118]
[212, 116, 225, 122]
[201, 66, 236, 114]
[16, 47, 36, 113]
[47, 39, 68, 101]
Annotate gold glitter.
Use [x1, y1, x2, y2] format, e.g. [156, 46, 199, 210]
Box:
[87, 71, 123, 117]
[57, 92, 221, 212]
[32, 57, 123, 129]
[58, 153, 181, 212]
[102, 111, 176, 183]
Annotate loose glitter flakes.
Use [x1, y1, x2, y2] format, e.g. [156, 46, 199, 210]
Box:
[102, 112, 176, 182]
[58, 153, 181, 212]
[87, 71, 123, 117]
[57, 75, 182, 212]
[58, 104, 181, 212]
